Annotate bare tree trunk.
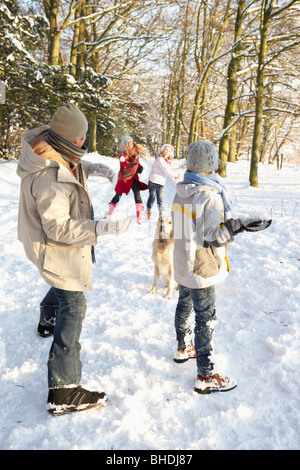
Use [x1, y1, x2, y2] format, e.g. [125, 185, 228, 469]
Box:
[270, 116, 294, 164]
[44, 0, 85, 66]
[161, 93, 167, 146]
[236, 115, 250, 160]
[75, 3, 87, 81]
[249, 0, 298, 185]
[249, 0, 275, 187]
[70, 8, 80, 75]
[228, 124, 237, 163]
[47, 0, 61, 65]
[219, 0, 245, 177]
[88, 112, 97, 152]
[189, 0, 232, 145]
[173, 3, 190, 159]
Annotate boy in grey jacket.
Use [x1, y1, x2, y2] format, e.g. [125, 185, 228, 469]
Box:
[171, 140, 271, 394]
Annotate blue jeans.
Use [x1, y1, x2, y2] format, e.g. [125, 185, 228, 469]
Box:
[175, 284, 216, 376]
[44, 287, 87, 389]
[147, 181, 164, 213]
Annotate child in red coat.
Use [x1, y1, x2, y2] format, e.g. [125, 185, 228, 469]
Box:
[105, 136, 148, 224]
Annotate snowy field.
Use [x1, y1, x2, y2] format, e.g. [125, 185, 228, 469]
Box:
[0, 153, 299, 451]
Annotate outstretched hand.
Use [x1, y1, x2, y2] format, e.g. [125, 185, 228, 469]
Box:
[96, 217, 134, 236]
[243, 219, 272, 232]
[225, 218, 272, 237]
[87, 163, 115, 183]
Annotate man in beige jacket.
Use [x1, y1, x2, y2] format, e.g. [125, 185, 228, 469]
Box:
[17, 103, 133, 414]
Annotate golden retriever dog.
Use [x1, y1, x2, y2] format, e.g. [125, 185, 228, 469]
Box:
[149, 215, 178, 299]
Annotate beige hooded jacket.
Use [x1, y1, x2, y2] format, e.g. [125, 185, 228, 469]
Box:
[17, 126, 112, 292]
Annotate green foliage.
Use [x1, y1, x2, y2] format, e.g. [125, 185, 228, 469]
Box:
[0, 0, 48, 157]
[0, 0, 162, 159]
[0, 0, 114, 158]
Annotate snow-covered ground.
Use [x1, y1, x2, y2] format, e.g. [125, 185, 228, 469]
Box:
[0, 154, 299, 450]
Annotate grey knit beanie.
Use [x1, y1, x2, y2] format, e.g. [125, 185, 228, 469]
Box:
[186, 140, 220, 174]
[50, 103, 88, 143]
[121, 136, 133, 148]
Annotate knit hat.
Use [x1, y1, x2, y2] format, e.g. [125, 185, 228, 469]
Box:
[158, 144, 174, 158]
[121, 136, 133, 148]
[50, 103, 88, 143]
[186, 140, 220, 174]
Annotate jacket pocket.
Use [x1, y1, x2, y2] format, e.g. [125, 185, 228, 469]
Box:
[43, 243, 82, 278]
[193, 245, 221, 278]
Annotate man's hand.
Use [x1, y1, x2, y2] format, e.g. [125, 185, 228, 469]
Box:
[96, 217, 134, 236]
[87, 163, 115, 183]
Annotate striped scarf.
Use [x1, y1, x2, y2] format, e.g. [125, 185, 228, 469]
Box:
[46, 129, 96, 263]
[46, 129, 87, 189]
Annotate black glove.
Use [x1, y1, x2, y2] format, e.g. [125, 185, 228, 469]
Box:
[137, 164, 143, 174]
[127, 157, 139, 168]
[225, 218, 272, 237]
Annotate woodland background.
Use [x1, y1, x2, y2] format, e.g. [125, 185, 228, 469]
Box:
[0, 0, 299, 187]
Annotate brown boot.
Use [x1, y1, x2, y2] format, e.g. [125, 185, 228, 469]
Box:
[174, 346, 196, 363]
[194, 373, 237, 394]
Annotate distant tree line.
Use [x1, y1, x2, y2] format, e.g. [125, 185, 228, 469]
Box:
[0, 0, 299, 186]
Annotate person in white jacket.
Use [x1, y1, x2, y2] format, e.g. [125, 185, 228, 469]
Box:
[146, 144, 179, 219]
[171, 140, 271, 394]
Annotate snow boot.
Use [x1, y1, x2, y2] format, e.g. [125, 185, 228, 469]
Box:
[103, 202, 116, 219]
[194, 373, 237, 394]
[174, 346, 196, 363]
[47, 386, 108, 415]
[38, 305, 58, 338]
[174, 330, 195, 363]
[136, 203, 143, 225]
